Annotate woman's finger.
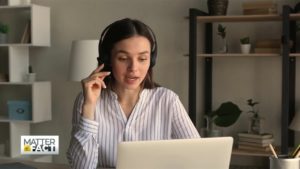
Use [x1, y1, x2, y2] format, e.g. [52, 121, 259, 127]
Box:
[90, 71, 111, 79]
[101, 81, 107, 89]
[90, 64, 104, 76]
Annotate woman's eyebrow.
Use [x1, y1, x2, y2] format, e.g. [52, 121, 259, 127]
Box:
[115, 50, 150, 55]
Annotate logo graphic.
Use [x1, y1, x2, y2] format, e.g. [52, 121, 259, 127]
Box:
[21, 135, 59, 155]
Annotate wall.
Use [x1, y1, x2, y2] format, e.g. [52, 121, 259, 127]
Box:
[26, 0, 299, 165]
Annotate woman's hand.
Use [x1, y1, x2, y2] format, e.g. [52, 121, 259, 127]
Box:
[81, 64, 110, 120]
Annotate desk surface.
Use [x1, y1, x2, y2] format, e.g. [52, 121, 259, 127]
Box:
[0, 159, 114, 169]
[0, 159, 70, 169]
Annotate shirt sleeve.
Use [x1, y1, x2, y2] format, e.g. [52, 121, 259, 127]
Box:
[66, 92, 100, 169]
[171, 95, 200, 139]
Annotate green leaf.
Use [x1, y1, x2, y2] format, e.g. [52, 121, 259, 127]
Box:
[213, 102, 242, 127]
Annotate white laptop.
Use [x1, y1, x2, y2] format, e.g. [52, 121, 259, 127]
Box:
[116, 137, 233, 169]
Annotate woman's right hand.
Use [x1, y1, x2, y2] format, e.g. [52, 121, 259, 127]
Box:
[81, 64, 110, 120]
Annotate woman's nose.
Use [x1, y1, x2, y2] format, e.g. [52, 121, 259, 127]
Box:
[128, 60, 138, 71]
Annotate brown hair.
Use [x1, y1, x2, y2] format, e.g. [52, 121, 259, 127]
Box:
[97, 18, 159, 89]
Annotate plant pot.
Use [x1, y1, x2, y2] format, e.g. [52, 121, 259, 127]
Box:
[207, 0, 229, 16]
[240, 44, 251, 54]
[25, 73, 36, 82]
[0, 33, 7, 44]
[202, 116, 223, 137]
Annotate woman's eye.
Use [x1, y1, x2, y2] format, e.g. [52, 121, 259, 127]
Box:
[139, 56, 148, 61]
[118, 57, 127, 61]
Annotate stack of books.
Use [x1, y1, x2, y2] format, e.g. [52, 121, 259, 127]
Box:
[237, 132, 274, 152]
[242, 1, 277, 15]
[254, 39, 281, 54]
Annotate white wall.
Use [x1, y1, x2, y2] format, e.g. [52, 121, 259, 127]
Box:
[27, 0, 300, 165]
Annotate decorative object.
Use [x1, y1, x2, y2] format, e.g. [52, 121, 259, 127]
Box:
[7, 100, 32, 120]
[68, 40, 99, 81]
[25, 65, 36, 82]
[203, 101, 242, 137]
[289, 110, 300, 131]
[217, 24, 228, 53]
[207, 0, 229, 16]
[247, 99, 264, 134]
[240, 37, 251, 54]
[0, 22, 9, 43]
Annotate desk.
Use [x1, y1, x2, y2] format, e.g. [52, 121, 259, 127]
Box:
[0, 159, 114, 169]
[0, 159, 70, 169]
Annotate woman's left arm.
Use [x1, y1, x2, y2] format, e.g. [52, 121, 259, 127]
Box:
[171, 95, 200, 139]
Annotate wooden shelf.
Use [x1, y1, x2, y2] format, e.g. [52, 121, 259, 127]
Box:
[289, 53, 300, 57]
[196, 53, 280, 57]
[0, 116, 32, 123]
[0, 43, 34, 47]
[0, 5, 31, 9]
[184, 53, 300, 57]
[196, 13, 300, 23]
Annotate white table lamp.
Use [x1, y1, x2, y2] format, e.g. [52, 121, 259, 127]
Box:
[289, 111, 300, 131]
[68, 40, 99, 81]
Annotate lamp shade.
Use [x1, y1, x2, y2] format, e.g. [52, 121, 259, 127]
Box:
[289, 111, 300, 131]
[68, 40, 99, 81]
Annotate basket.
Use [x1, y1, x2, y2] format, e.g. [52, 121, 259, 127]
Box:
[207, 0, 229, 16]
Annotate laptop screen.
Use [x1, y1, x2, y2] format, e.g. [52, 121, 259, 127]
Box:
[116, 137, 233, 169]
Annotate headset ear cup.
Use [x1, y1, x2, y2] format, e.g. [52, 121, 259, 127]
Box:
[150, 51, 156, 68]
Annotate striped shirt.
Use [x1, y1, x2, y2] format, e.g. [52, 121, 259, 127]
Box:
[67, 87, 200, 169]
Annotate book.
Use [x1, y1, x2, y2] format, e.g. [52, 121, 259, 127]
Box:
[242, 1, 276, 10]
[237, 132, 273, 139]
[254, 47, 281, 53]
[20, 20, 31, 43]
[238, 141, 270, 147]
[238, 144, 271, 152]
[255, 39, 281, 48]
[239, 137, 274, 144]
[243, 8, 277, 15]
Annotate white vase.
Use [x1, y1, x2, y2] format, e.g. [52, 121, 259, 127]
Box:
[218, 38, 228, 53]
[240, 44, 251, 54]
[248, 117, 264, 134]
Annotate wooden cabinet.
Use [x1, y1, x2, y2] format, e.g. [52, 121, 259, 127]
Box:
[188, 6, 298, 155]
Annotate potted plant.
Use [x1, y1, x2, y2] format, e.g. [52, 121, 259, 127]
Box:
[247, 99, 264, 134]
[217, 24, 228, 53]
[0, 22, 9, 44]
[240, 36, 251, 54]
[204, 101, 242, 137]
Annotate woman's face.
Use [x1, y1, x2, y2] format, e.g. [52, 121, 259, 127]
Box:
[111, 35, 151, 91]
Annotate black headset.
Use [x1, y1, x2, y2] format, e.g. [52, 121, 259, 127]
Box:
[97, 19, 158, 69]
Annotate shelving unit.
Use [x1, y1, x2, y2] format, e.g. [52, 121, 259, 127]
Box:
[188, 6, 297, 155]
[0, 4, 51, 161]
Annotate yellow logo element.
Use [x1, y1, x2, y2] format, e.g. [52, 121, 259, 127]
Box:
[24, 144, 31, 152]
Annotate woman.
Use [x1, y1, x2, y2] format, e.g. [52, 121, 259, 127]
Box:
[67, 18, 200, 169]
